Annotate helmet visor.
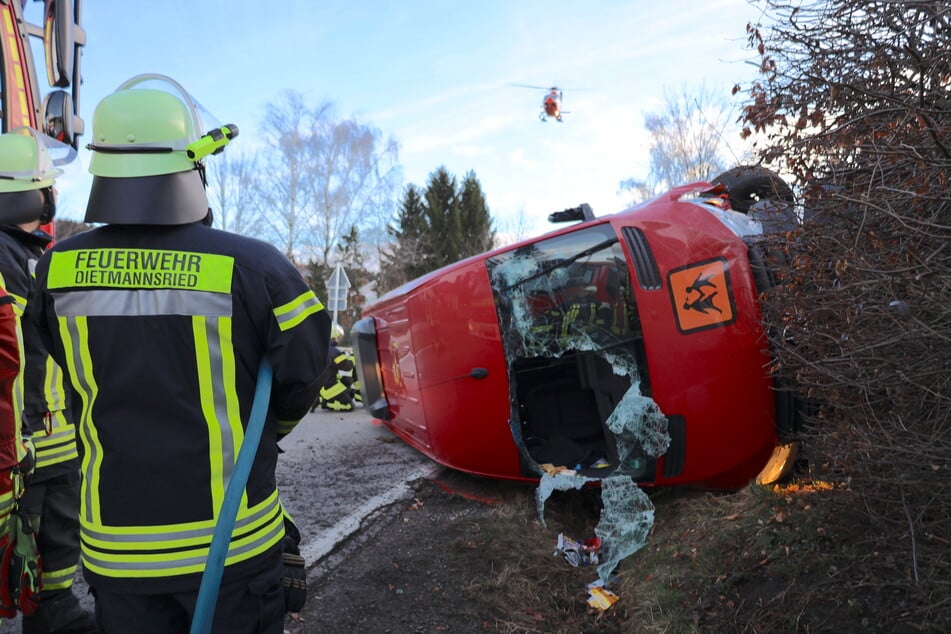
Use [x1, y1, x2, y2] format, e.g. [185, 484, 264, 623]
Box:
[0, 126, 78, 191]
[90, 74, 223, 154]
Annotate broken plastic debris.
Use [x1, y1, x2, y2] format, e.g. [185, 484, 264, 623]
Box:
[553, 533, 602, 567]
[586, 579, 620, 611]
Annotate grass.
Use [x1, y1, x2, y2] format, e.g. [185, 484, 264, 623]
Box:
[437, 437, 948, 634]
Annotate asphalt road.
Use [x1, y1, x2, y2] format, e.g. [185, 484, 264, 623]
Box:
[275, 406, 436, 563]
[0, 406, 433, 632]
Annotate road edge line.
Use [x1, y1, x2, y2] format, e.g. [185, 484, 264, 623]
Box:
[299, 463, 437, 565]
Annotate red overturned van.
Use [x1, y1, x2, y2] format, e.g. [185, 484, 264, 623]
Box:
[353, 167, 804, 490]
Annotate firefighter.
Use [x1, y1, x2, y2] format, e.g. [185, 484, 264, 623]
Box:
[315, 325, 356, 412]
[0, 282, 20, 513]
[0, 128, 95, 633]
[0, 284, 38, 618]
[27, 74, 330, 633]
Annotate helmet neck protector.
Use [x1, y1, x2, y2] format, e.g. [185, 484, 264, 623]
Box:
[85, 170, 208, 225]
[0, 189, 46, 226]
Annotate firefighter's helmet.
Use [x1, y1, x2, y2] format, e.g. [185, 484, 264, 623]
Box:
[0, 127, 74, 225]
[331, 324, 345, 344]
[85, 74, 234, 225]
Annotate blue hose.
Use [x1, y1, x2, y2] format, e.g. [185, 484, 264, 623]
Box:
[191, 358, 273, 634]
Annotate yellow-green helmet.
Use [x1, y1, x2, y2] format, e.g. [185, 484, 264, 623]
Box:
[331, 324, 345, 343]
[0, 127, 75, 225]
[0, 127, 63, 193]
[84, 74, 236, 225]
[88, 74, 208, 178]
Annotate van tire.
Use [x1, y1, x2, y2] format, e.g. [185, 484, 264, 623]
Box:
[713, 166, 795, 214]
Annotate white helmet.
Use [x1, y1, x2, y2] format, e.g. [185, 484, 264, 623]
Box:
[331, 324, 345, 343]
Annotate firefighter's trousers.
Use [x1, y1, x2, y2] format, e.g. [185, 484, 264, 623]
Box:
[89, 550, 285, 634]
[18, 470, 94, 633]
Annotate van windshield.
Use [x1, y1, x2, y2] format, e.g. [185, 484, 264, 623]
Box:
[487, 224, 641, 357]
[486, 224, 668, 479]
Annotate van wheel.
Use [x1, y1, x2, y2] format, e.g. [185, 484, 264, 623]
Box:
[713, 166, 795, 214]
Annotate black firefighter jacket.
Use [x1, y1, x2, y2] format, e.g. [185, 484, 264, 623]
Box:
[27, 221, 331, 593]
[0, 226, 79, 482]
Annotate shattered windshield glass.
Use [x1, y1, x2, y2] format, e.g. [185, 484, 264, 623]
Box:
[487, 224, 684, 582]
[486, 223, 670, 479]
[595, 475, 655, 582]
[489, 223, 671, 583]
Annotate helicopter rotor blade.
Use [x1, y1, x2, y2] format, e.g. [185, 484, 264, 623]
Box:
[507, 83, 553, 90]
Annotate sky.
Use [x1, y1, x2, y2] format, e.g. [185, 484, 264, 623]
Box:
[24, 0, 768, 241]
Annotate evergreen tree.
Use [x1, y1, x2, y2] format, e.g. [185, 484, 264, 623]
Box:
[457, 171, 495, 257]
[392, 184, 428, 239]
[337, 225, 367, 279]
[336, 225, 370, 332]
[422, 166, 460, 270]
[376, 167, 496, 294]
[304, 260, 332, 307]
[377, 184, 429, 290]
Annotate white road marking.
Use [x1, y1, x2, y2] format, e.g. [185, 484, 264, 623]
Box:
[299, 463, 438, 564]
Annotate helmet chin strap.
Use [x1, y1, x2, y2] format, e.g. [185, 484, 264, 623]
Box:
[195, 161, 208, 189]
[194, 163, 215, 226]
[39, 187, 55, 224]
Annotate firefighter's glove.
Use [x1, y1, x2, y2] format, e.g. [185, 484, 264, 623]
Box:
[0, 509, 42, 617]
[282, 551, 307, 613]
[281, 515, 306, 613]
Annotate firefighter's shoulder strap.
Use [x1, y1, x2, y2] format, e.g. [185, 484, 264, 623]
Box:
[191, 358, 272, 634]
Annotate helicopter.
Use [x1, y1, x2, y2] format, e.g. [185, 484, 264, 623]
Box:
[510, 84, 570, 122]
